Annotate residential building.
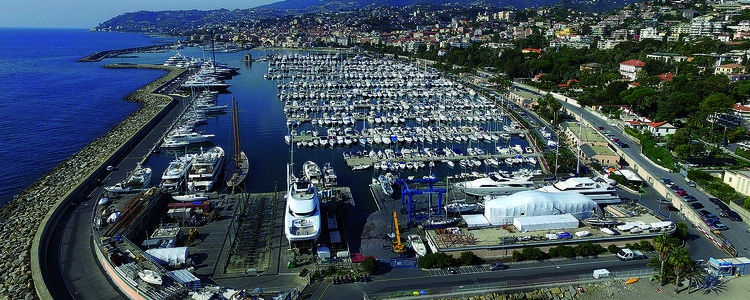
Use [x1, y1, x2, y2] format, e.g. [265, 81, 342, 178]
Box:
[561, 122, 620, 167]
[715, 64, 746, 75]
[619, 60, 646, 81]
[598, 39, 624, 50]
[723, 170, 750, 197]
[646, 52, 689, 63]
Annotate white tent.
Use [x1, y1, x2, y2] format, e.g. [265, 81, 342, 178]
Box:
[513, 214, 580, 232]
[146, 247, 189, 266]
[484, 190, 599, 225]
[462, 214, 491, 229]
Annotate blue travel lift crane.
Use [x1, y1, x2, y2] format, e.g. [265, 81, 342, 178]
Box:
[395, 177, 447, 223]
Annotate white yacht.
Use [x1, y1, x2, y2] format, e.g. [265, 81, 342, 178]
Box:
[303, 161, 322, 184]
[444, 199, 480, 214]
[284, 164, 321, 244]
[160, 154, 195, 192]
[187, 146, 225, 192]
[127, 163, 152, 188]
[536, 176, 620, 204]
[454, 174, 535, 196]
[408, 235, 428, 257]
[161, 130, 215, 148]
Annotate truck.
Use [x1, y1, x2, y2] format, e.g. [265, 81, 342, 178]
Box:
[617, 248, 646, 260]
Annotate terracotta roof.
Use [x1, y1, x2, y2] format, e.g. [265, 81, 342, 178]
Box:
[621, 60, 646, 67]
[523, 48, 542, 53]
[648, 121, 668, 127]
[734, 103, 750, 112]
[658, 73, 675, 82]
[628, 82, 641, 86]
[718, 63, 745, 69]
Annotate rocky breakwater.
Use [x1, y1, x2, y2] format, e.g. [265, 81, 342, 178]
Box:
[0, 64, 183, 299]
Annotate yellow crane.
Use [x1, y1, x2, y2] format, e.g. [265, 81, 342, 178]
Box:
[392, 211, 405, 253]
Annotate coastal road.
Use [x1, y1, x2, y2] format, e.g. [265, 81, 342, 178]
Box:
[45, 75, 194, 299]
[513, 83, 750, 258]
[310, 256, 651, 299]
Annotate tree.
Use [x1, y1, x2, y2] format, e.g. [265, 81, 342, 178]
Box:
[669, 247, 692, 293]
[699, 93, 734, 119]
[608, 244, 621, 254]
[459, 251, 483, 265]
[654, 234, 674, 285]
[684, 263, 707, 294]
[361, 257, 378, 274]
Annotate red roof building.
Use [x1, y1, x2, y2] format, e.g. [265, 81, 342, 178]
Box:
[522, 48, 543, 53]
[620, 60, 646, 81]
[620, 60, 646, 67]
[658, 73, 675, 82]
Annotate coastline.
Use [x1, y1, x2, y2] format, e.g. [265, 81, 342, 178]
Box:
[0, 63, 183, 299]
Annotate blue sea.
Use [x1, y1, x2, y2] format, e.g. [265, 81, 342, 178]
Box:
[0, 28, 175, 206]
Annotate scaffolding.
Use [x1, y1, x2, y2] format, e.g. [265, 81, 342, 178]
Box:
[395, 178, 447, 223]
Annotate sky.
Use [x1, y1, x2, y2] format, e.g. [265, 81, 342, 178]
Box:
[0, 0, 281, 28]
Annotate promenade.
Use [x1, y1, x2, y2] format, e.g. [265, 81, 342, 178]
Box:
[0, 64, 184, 299]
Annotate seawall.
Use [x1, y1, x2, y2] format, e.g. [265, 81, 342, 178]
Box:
[0, 64, 185, 299]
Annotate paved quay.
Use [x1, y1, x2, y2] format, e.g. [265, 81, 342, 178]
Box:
[0, 63, 184, 299]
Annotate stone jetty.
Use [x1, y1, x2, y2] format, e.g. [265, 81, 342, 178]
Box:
[0, 64, 183, 299]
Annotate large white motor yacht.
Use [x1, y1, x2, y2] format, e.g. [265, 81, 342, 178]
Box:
[284, 171, 321, 243]
[454, 174, 535, 196]
[187, 146, 225, 192]
[536, 176, 620, 204]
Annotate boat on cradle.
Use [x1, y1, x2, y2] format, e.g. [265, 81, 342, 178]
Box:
[226, 97, 249, 189]
[187, 146, 225, 192]
[583, 217, 621, 227]
[444, 199, 480, 214]
[453, 174, 535, 196]
[377, 174, 394, 196]
[536, 176, 620, 204]
[303, 161, 323, 184]
[138, 270, 163, 285]
[422, 216, 460, 229]
[408, 235, 428, 257]
[172, 193, 210, 202]
[284, 164, 321, 243]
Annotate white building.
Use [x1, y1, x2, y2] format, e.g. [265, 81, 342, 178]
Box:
[619, 60, 646, 81]
[483, 190, 600, 225]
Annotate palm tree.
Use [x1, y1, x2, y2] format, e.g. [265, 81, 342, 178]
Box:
[653, 234, 673, 285]
[685, 263, 707, 294]
[669, 247, 692, 293]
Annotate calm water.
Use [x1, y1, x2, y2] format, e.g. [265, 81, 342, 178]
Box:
[0, 28, 177, 206]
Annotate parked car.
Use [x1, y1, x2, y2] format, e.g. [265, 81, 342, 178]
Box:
[598, 126, 604, 130]
[717, 202, 730, 211]
[613, 138, 620, 142]
[712, 223, 729, 231]
[709, 198, 722, 205]
[683, 195, 698, 202]
[489, 262, 509, 271]
[687, 181, 697, 187]
[728, 211, 743, 222]
[447, 267, 458, 274]
[676, 190, 688, 196]
[666, 204, 679, 212]
[690, 202, 704, 209]
[658, 198, 671, 204]
[618, 142, 629, 148]
[699, 210, 712, 216]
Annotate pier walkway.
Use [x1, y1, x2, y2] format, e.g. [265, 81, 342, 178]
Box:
[345, 152, 541, 168]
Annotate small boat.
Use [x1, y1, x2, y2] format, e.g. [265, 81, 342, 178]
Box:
[444, 199, 479, 214]
[226, 98, 249, 189]
[408, 235, 428, 257]
[172, 193, 209, 202]
[584, 218, 621, 227]
[422, 216, 460, 229]
[625, 278, 639, 284]
[104, 183, 138, 194]
[138, 270, 163, 285]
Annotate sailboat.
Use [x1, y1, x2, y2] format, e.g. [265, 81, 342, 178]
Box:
[226, 97, 249, 190]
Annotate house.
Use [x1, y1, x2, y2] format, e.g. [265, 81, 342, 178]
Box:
[646, 121, 677, 137]
[627, 82, 640, 89]
[619, 60, 646, 81]
[646, 52, 689, 63]
[522, 48, 542, 53]
[437, 49, 447, 56]
[532, 73, 547, 82]
[732, 103, 750, 128]
[715, 64, 746, 75]
[580, 62, 601, 73]
[728, 74, 750, 82]
[506, 90, 540, 109]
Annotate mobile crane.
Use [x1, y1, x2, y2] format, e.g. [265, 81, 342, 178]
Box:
[392, 211, 405, 253]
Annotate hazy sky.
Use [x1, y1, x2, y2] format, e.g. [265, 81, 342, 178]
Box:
[0, 0, 281, 28]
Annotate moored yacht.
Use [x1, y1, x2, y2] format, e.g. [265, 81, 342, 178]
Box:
[187, 146, 225, 192]
[454, 174, 535, 196]
[303, 161, 322, 184]
[536, 176, 620, 204]
[160, 154, 195, 192]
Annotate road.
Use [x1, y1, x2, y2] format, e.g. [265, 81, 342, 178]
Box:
[311, 256, 651, 299]
[43, 71, 194, 299]
[512, 82, 750, 258]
